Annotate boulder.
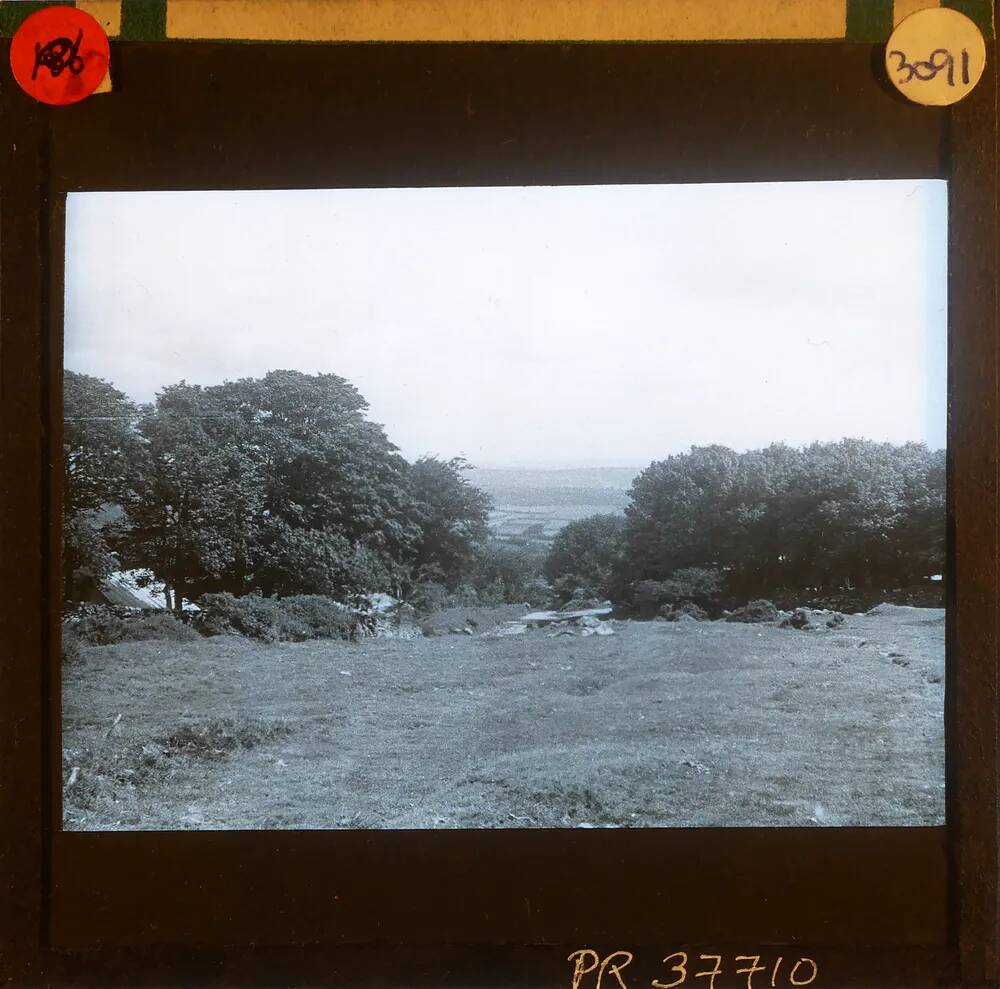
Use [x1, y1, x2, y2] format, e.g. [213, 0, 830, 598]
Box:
[780, 608, 813, 630]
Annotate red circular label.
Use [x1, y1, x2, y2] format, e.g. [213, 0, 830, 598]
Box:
[9, 6, 110, 106]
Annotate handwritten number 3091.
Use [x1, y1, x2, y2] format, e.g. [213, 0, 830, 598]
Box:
[889, 47, 971, 86]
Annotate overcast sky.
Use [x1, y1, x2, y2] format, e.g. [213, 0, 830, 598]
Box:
[65, 181, 946, 469]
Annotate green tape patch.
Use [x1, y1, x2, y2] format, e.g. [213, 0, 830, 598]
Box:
[119, 0, 165, 40]
[942, 0, 995, 38]
[845, 0, 894, 41]
[0, 1, 71, 37]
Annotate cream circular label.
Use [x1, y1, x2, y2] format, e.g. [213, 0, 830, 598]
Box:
[885, 7, 986, 106]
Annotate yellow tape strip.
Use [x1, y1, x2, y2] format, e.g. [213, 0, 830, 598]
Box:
[76, 0, 123, 36]
[893, 0, 940, 26]
[166, 0, 848, 42]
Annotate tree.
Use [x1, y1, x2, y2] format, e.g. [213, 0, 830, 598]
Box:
[120, 382, 265, 610]
[623, 445, 740, 582]
[209, 371, 422, 590]
[468, 538, 549, 605]
[616, 439, 946, 607]
[62, 371, 143, 600]
[119, 371, 432, 606]
[407, 456, 492, 587]
[544, 513, 626, 602]
[254, 522, 402, 603]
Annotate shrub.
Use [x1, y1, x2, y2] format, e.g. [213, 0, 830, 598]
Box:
[543, 515, 625, 604]
[629, 568, 724, 613]
[658, 567, 723, 607]
[197, 592, 307, 642]
[281, 595, 357, 640]
[724, 599, 779, 623]
[197, 592, 355, 642]
[468, 539, 548, 606]
[408, 581, 452, 614]
[658, 600, 708, 622]
[69, 604, 199, 645]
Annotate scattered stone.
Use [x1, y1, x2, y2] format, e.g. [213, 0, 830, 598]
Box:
[659, 600, 708, 622]
[487, 622, 527, 638]
[681, 759, 711, 775]
[594, 623, 615, 636]
[725, 599, 779, 623]
[926, 672, 943, 684]
[826, 612, 845, 628]
[780, 608, 813, 630]
[560, 597, 605, 613]
[891, 656, 910, 667]
[461, 627, 474, 636]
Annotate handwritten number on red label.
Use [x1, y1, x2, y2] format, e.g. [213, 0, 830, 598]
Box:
[9, 6, 110, 105]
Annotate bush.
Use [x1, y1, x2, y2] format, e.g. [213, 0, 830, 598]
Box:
[543, 515, 625, 604]
[408, 581, 452, 614]
[68, 604, 199, 645]
[724, 599, 779, 623]
[197, 592, 356, 642]
[629, 567, 724, 613]
[658, 600, 708, 622]
[281, 595, 357, 640]
[658, 567, 723, 606]
[468, 539, 549, 606]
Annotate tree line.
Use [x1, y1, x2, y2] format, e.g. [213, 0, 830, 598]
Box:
[63, 369, 496, 610]
[65, 369, 945, 616]
[543, 440, 945, 611]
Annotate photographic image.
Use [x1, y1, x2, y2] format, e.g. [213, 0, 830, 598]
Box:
[61, 180, 947, 830]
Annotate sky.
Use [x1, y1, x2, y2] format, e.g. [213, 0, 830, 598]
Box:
[64, 180, 947, 469]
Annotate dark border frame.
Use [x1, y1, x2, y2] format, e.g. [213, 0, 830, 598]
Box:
[0, 38, 996, 988]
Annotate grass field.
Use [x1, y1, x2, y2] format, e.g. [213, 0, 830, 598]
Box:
[62, 604, 945, 830]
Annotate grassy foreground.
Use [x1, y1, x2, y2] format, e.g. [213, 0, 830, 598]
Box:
[62, 605, 945, 830]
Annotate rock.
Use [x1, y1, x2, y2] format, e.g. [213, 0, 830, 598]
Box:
[578, 615, 602, 629]
[780, 608, 813, 630]
[826, 612, 845, 628]
[594, 623, 615, 636]
[461, 627, 474, 636]
[926, 672, 943, 684]
[659, 600, 708, 622]
[489, 622, 527, 637]
[725, 599, 779, 623]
